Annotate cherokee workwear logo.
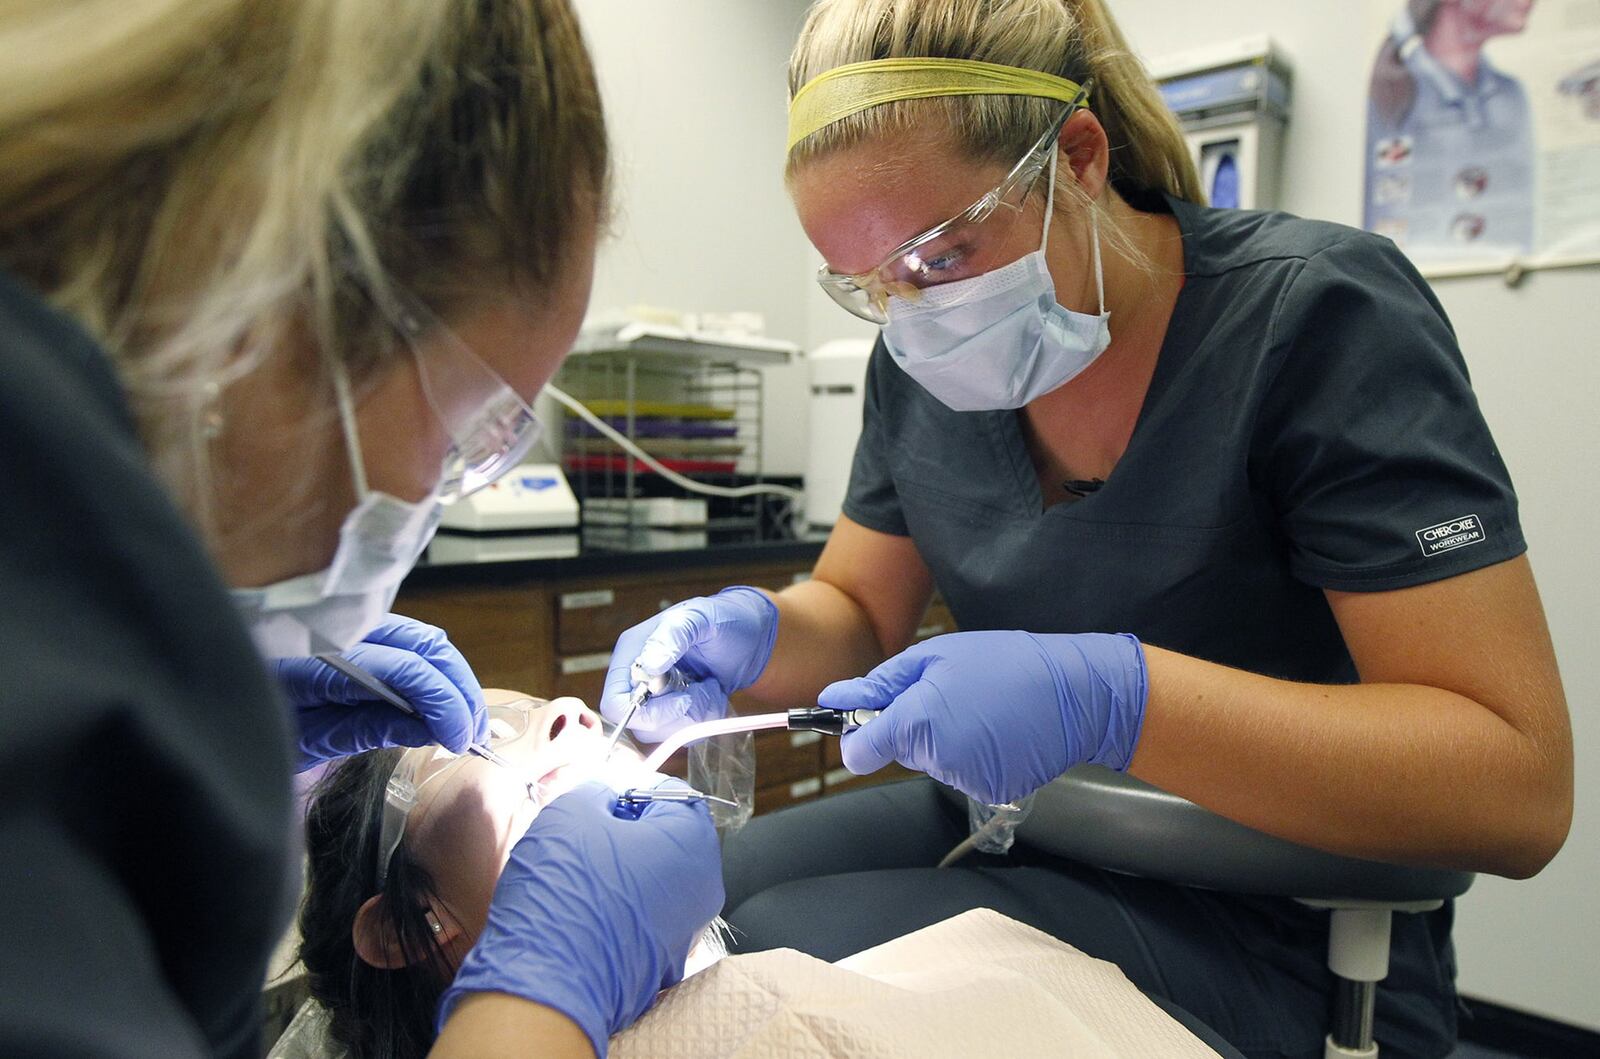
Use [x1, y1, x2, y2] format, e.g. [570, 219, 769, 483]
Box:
[1415, 514, 1485, 557]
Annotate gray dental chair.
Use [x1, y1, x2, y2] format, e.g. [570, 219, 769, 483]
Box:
[941, 767, 1475, 1059]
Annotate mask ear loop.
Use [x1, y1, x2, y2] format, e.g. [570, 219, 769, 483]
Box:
[1040, 144, 1105, 318]
[1040, 148, 1058, 254]
[328, 359, 372, 499]
[1089, 207, 1106, 318]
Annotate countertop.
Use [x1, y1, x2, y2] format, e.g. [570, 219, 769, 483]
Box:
[402, 531, 827, 589]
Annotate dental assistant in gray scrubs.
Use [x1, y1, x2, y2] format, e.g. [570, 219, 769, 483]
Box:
[601, 2, 1574, 1057]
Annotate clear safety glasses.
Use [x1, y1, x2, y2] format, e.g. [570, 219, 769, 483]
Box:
[815, 80, 1092, 324]
[374, 699, 543, 890]
[390, 294, 543, 504]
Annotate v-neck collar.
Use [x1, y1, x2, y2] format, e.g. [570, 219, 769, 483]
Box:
[992, 195, 1200, 518]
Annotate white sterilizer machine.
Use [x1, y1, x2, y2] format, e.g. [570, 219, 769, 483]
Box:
[804, 338, 874, 529]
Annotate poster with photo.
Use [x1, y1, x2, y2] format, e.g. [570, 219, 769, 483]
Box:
[1362, 0, 1600, 274]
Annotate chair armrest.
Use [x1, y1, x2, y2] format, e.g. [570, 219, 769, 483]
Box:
[938, 767, 1474, 904]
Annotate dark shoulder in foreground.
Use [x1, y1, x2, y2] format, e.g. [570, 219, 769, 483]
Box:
[0, 270, 294, 1059]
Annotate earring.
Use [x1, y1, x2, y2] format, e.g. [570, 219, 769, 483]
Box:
[425, 910, 444, 936]
[198, 381, 224, 441]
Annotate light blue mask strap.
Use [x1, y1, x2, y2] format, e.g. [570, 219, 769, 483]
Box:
[328, 360, 371, 499]
[1042, 148, 1106, 317]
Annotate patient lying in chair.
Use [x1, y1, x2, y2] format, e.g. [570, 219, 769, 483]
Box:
[283, 692, 1220, 1059]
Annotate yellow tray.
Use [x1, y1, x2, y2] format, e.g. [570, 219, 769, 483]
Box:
[579, 399, 736, 421]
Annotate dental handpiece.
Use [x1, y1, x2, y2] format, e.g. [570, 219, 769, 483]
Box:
[604, 661, 689, 757]
[785, 707, 882, 736]
[313, 653, 516, 771]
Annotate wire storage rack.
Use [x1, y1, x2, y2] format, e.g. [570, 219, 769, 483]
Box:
[556, 323, 798, 547]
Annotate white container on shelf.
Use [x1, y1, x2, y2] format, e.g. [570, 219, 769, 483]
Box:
[804, 338, 873, 530]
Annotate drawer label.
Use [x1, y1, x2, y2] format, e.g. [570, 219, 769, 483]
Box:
[789, 778, 823, 798]
[823, 767, 854, 786]
[789, 731, 822, 747]
[561, 589, 615, 610]
[559, 652, 612, 675]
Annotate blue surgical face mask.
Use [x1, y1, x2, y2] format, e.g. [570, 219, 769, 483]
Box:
[229, 362, 448, 658]
[881, 151, 1111, 412]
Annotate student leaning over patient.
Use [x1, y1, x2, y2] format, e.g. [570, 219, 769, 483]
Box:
[0, 2, 722, 1054]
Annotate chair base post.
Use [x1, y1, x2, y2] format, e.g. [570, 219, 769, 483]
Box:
[1324, 1033, 1377, 1059]
[1325, 907, 1390, 1057]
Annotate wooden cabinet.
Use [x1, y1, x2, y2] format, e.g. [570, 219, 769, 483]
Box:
[396, 554, 952, 816]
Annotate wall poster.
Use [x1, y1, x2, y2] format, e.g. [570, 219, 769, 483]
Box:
[1362, 0, 1600, 275]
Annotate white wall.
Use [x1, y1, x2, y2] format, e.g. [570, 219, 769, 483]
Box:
[1113, 1, 1600, 1031]
[574, 0, 826, 475]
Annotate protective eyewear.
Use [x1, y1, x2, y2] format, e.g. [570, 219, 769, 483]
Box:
[374, 699, 544, 890]
[390, 294, 544, 504]
[815, 80, 1092, 324]
[372, 697, 639, 890]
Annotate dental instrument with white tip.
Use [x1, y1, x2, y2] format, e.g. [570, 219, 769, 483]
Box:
[605, 661, 690, 759]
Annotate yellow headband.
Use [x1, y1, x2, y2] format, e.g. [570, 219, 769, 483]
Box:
[787, 57, 1089, 152]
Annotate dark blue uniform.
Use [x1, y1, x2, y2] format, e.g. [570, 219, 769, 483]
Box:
[0, 273, 295, 1058]
[725, 197, 1525, 1059]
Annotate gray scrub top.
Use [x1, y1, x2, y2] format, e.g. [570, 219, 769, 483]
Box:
[843, 195, 1526, 684]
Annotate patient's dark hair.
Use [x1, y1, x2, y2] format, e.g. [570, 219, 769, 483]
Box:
[299, 749, 454, 1059]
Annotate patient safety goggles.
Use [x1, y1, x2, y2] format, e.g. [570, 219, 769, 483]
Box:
[390, 293, 543, 503]
[815, 81, 1091, 324]
[374, 699, 545, 890]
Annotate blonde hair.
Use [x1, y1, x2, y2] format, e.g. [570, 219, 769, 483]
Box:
[786, 0, 1201, 238]
[0, 0, 607, 529]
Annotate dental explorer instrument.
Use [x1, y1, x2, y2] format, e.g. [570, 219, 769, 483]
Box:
[615, 786, 740, 810]
[604, 661, 688, 758]
[313, 652, 519, 772]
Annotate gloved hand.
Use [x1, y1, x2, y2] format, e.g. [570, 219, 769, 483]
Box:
[437, 781, 724, 1055]
[820, 630, 1149, 806]
[600, 586, 779, 742]
[275, 614, 487, 772]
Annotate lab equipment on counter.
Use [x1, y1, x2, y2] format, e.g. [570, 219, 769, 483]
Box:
[553, 319, 802, 539]
[804, 338, 873, 529]
[428, 463, 579, 564]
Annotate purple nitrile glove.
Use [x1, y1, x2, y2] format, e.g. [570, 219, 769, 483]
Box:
[600, 586, 778, 742]
[437, 781, 723, 1056]
[820, 630, 1149, 806]
[275, 614, 488, 772]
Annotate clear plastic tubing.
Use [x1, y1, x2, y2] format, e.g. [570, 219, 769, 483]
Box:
[642, 712, 791, 773]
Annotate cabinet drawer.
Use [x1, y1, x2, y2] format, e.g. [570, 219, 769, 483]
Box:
[753, 775, 822, 815]
[556, 579, 729, 655]
[754, 728, 822, 788]
[821, 763, 918, 795]
[552, 653, 609, 707]
[395, 584, 551, 692]
[555, 565, 812, 656]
